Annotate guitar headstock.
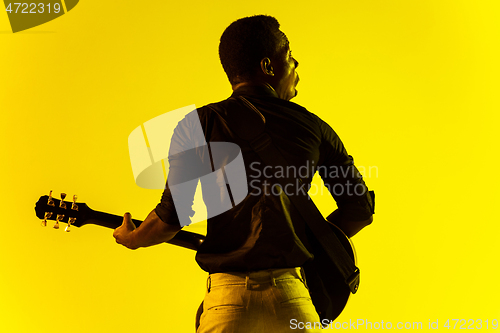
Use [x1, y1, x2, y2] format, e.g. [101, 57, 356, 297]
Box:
[35, 191, 92, 231]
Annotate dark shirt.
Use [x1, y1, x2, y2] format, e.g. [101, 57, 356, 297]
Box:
[155, 85, 374, 273]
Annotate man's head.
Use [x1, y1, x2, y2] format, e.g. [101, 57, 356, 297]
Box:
[219, 15, 299, 100]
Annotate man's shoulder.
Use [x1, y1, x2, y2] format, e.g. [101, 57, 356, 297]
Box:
[194, 96, 250, 126]
[195, 94, 328, 131]
[198, 96, 239, 113]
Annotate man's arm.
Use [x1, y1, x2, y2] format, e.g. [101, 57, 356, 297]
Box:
[317, 121, 375, 237]
[326, 209, 373, 238]
[113, 209, 182, 250]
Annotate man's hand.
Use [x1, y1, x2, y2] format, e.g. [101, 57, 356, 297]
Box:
[113, 212, 137, 249]
[112, 209, 182, 250]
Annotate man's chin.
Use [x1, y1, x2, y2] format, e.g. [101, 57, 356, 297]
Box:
[285, 88, 298, 101]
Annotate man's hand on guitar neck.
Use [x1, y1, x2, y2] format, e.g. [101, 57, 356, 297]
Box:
[113, 210, 182, 250]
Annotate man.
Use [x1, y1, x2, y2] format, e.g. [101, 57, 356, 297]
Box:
[114, 15, 374, 332]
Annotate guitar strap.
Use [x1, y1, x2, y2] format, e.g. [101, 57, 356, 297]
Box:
[207, 96, 360, 294]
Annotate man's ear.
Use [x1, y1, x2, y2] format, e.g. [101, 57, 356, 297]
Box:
[260, 57, 274, 76]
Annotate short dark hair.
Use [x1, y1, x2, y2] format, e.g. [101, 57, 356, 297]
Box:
[219, 15, 286, 85]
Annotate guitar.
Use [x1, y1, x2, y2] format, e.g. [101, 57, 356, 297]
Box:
[302, 220, 357, 324]
[34, 191, 206, 251]
[34, 191, 355, 323]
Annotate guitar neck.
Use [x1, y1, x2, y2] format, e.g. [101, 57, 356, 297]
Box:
[35, 195, 205, 251]
[86, 211, 205, 251]
[88, 210, 143, 229]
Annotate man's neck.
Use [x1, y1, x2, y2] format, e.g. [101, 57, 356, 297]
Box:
[230, 82, 280, 99]
[232, 81, 277, 95]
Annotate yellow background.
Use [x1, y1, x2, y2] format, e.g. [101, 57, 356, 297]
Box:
[1, 0, 499, 331]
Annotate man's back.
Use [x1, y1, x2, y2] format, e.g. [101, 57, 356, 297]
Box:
[155, 84, 373, 274]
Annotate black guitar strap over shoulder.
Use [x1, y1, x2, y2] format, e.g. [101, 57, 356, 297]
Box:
[208, 96, 360, 294]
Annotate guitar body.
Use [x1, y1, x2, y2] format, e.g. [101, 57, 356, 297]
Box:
[303, 221, 356, 324]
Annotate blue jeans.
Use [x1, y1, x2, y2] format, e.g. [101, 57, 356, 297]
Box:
[196, 267, 323, 332]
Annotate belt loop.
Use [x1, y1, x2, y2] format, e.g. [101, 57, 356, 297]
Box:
[245, 275, 250, 290]
[270, 270, 276, 287]
[300, 267, 309, 290]
[207, 275, 211, 293]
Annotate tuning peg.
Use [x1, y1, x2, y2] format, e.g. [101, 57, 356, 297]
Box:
[65, 217, 76, 232]
[54, 214, 64, 229]
[41, 212, 53, 227]
[59, 193, 67, 209]
[71, 195, 78, 211]
[47, 190, 55, 207]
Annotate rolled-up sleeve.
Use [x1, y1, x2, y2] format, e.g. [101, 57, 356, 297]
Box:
[155, 182, 183, 226]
